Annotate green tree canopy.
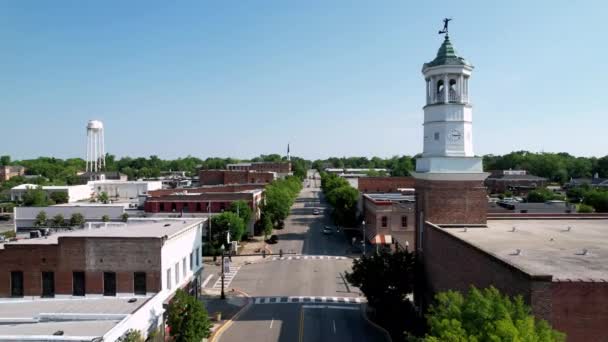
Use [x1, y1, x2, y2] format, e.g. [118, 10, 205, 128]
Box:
[228, 200, 252, 225]
[97, 191, 109, 204]
[69, 213, 85, 226]
[166, 289, 212, 342]
[52, 214, 65, 227]
[22, 186, 51, 207]
[50, 191, 69, 204]
[211, 211, 246, 243]
[35, 211, 47, 227]
[526, 188, 563, 203]
[424, 286, 565, 342]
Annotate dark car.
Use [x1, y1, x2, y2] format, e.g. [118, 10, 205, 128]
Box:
[322, 226, 332, 235]
[267, 234, 279, 244]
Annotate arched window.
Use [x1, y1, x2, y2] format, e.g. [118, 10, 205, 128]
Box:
[436, 80, 444, 94]
[449, 79, 457, 91]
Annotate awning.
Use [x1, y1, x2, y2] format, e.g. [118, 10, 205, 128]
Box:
[366, 232, 392, 245]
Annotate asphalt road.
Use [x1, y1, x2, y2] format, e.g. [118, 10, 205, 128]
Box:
[218, 170, 387, 342]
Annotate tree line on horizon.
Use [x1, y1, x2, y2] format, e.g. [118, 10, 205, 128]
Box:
[1, 151, 607, 189]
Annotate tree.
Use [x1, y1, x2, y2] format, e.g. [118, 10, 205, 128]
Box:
[101, 215, 110, 222]
[326, 185, 359, 226]
[35, 211, 47, 227]
[69, 213, 85, 227]
[228, 200, 252, 225]
[584, 190, 608, 212]
[578, 204, 594, 213]
[22, 186, 50, 207]
[424, 286, 565, 342]
[50, 191, 69, 204]
[52, 214, 65, 227]
[117, 329, 144, 342]
[211, 211, 246, 243]
[0, 155, 10, 166]
[345, 248, 421, 336]
[166, 289, 212, 341]
[261, 213, 273, 239]
[97, 191, 109, 204]
[527, 188, 561, 203]
[121, 212, 129, 222]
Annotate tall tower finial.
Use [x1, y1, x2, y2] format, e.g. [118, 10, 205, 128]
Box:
[438, 18, 452, 37]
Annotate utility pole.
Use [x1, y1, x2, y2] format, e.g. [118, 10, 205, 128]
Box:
[362, 220, 366, 255]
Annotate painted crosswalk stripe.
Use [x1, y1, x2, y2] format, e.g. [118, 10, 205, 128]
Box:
[321, 297, 327, 302]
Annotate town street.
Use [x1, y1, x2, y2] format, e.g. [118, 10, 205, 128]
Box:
[217, 171, 387, 342]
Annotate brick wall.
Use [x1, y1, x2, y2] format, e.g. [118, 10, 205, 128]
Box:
[419, 223, 552, 322]
[251, 162, 291, 173]
[358, 177, 416, 193]
[0, 237, 162, 297]
[415, 179, 487, 225]
[552, 281, 608, 342]
[199, 170, 225, 185]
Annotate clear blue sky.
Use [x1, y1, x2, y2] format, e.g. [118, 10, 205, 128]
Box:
[2, 1, 607, 160]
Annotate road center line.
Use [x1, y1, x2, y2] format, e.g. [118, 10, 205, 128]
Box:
[269, 318, 274, 329]
[333, 320, 336, 333]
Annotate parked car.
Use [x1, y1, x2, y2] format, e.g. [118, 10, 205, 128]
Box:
[267, 234, 279, 244]
[322, 226, 333, 235]
[312, 209, 320, 215]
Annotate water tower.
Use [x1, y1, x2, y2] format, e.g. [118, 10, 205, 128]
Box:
[86, 120, 105, 172]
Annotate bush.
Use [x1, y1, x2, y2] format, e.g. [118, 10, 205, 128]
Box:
[101, 215, 110, 222]
[424, 286, 565, 341]
[50, 191, 69, 204]
[167, 289, 212, 341]
[121, 212, 129, 222]
[117, 329, 144, 342]
[70, 213, 85, 227]
[577, 204, 594, 213]
[527, 188, 561, 203]
[35, 211, 47, 227]
[52, 214, 65, 227]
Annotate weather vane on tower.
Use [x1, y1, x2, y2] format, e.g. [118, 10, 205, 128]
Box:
[438, 18, 452, 36]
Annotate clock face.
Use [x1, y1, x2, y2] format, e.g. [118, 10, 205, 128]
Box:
[448, 129, 463, 142]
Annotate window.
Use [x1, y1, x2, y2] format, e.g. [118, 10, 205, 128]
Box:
[175, 263, 180, 284]
[182, 257, 187, 277]
[166, 268, 172, 289]
[381, 216, 388, 227]
[434, 132, 440, 141]
[171, 202, 177, 212]
[189, 252, 193, 271]
[42, 271, 55, 297]
[11, 271, 23, 297]
[436, 79, 444, 93]
[196, 202, 202, 212]
[134, 272, 146, 295]
[402, 216, 408, 228]
[160, 203, 165, 212]
[103, 272, 116, 296]
[449, 79, 457, 90]
[73, 271, 85, 296]
[196, 248, 200, 267]
[220, 203, 225, 212]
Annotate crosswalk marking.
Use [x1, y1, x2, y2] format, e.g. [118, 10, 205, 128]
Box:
[253, 296, 365, 305]
[212, 266, 241, 289]
[271, 255, 347, 261]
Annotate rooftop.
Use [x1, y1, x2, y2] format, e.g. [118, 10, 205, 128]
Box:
[423, 35, 471, 69]
[364, 193, 416, 203]
[0, 296, 150, 339]
[439, 219, 608, 281]
[1, 218, 205, 247]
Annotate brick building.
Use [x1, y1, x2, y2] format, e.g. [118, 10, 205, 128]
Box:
[144, 187, 264, 236]
[361, 193, 416, 250]
[0, 218, 205, 340]
[358, 176, 416, 193]
[0, 165, 25, 181]
[199, 170, 275, 185]
[418, 219, 608, 342]
[227, 161, 291, 174]
[485, 169, 547, 195]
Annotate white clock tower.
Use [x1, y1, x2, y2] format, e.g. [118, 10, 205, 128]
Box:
[412, 21, 489, 228]
[415, 31, 484, 175]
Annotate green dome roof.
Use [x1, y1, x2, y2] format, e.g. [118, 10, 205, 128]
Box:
[424, 35, 470, 69]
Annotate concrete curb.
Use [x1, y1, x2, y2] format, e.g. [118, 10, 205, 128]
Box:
[208, 289, 252, 342]
[360, 303, 393, 342]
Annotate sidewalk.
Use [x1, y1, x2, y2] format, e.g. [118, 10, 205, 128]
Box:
[201, 288, 250, 339]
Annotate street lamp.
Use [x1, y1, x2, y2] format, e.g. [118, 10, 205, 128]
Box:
[220, 244, 226, 300]
[361, 220, 366, 255]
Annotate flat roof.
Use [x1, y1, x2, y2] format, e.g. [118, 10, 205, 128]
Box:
[364, 193, 415, 202]
[1, 218, 205, 247]
[439, 219, 608, 281]
[0, 296, 150, 339]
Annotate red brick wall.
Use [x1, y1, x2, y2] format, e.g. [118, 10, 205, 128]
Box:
[0, 237, 162, 297]
[415, 179, 487, 225]
[358, 177, 416, 193]
[419, 223, 552, 322]
[552, 281, 608, 342]
[199, 170, 225, 185]
[250, 162, 291, 173]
